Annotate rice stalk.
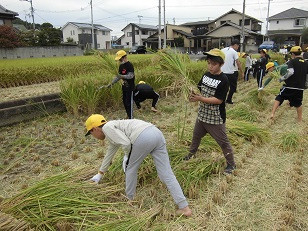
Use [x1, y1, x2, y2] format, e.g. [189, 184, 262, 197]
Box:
[278, 132, 300, 151]
[227, 119, 269, 144]
[96, 51, 119, 76]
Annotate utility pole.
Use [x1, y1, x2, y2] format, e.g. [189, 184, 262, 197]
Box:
[240, 0, 246, 52]
[20, 0, 35, 30]
[158, 0, 161, 50]
[265, 0, 272, 41]
[138, 15, 143, 45]
[90, 0, 95, 49]
[163, 0, 166, 48]
[173, 17, 175, 25]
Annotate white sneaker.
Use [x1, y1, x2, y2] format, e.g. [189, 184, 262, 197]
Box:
[258, 87, 264, 91]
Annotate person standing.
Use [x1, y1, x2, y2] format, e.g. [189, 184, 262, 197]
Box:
[303, 47, 308, 60]
[242, 53, 252, 81]
[221, 39, 244, 104]
[256, 49, 267, 90]
[105, 50, 135, 119]
[85, 114, 192, 216]
[183, 49, 236, 175]
[134, 81, 160, 112]
[270, 46, 308, 122]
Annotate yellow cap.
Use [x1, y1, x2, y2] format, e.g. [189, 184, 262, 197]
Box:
[138, 81, 146, 84]
[284, 45, 287, 48]
[115, 50, 127, 61]
[241, 52, 247, 58]
[204, 48, 225, 61]
[266, 62, 275, 71]
[85, 114, 107, 136]
[290, 46, 302, 53]
[261, 49, 267, 53]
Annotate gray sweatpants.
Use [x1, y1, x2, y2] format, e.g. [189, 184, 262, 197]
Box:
[125, 126, 188, 209]
[189, 119, 235, 166]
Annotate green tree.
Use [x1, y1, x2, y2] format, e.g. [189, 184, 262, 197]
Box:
[0, 25, 22, 48]
[174, 36, 184, 47]
[301, 27, 308, 44]
[37, 23, 62, 46]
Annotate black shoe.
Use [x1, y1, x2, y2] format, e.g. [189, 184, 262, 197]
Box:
[183, 153, 195, 161]
[224, 164, 236, 175]
[226, 100, 234, 104]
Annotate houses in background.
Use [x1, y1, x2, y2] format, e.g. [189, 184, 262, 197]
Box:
[268, 8, 308, 46]
[144, 9, 263, 53]
[0, 5, 18, 26]
[2, 3, 307, 52]
[61, 22, 112, 49]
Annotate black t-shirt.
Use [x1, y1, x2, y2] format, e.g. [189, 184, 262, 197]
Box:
[135, 83, 153, 92]
[197, 72, 230, 124]
[286, 57, 308, 89]
[257, 57, 267, 70]
[119, 61, 135, 91]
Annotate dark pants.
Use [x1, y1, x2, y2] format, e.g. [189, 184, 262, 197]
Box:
[257, 68, 265, 88]
[123, 90, 133, 119]
[189, 119, 235, 166]
[134, 91, 160, 108]
[244, 67, 250, 81]
[226, 73, 238, 103]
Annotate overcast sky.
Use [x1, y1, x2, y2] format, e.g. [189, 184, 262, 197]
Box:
[2, 0, 308, 37]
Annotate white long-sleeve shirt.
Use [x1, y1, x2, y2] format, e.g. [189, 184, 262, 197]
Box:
[99, 119, 153, 172]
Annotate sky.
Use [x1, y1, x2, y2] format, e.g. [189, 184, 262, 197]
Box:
[2, 0, 308, 37]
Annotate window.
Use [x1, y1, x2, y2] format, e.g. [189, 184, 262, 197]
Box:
[127, 32, 132, 37]
[0, 19, 4, 25]
[294, 18, 305, 26]
[135, 30, 139, 35]
[142, 30, 146, 35]
[239, 19, 250, 26]
[102, 31, 106, 35]
[276, 20, 279, 24]
[97, 44, 100, 48]
[126, 42, 129, 45]
[71, 30, 75, 35]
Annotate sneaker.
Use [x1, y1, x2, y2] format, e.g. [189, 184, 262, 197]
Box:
[183, 153, 195, 161]
[258, 87, 264, 91]
[224, 164, 236, 175]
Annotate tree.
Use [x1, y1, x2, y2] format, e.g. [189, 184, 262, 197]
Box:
[301, 27, 308, 44]
[37, 23, 62, 46]
[0, 25, 22, 48]
[174, 36, 184, 47]
[272, 35, 287, 46]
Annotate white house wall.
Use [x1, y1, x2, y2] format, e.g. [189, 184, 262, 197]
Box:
[269, 18, 307, 30]
[121, 24, 157, 48]
[62, 24, 79, 43]
[217, 14, 252, 30]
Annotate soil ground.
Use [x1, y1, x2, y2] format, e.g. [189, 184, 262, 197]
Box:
[0, 78, 307, 230]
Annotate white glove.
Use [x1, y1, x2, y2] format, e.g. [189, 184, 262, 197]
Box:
[90, 173, 103, 184]
[122, 155, 128, 173]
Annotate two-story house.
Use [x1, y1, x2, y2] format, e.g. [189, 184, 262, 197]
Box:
[202, 9, 263, 52]
[0, 5, 18, 26]
[268, 8, 308, 46]
[62, 22, 112, 49]
[118, 23, 157, 48]
[145, 24, 195, 52]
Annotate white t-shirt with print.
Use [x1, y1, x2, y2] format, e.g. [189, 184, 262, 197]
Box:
[221, 47, 239, 74]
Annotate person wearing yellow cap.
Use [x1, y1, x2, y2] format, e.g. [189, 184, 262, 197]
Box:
[105, 50, 135, 119]
[221, 39, 244, 104]
[85, 114, 192, 216]
[134, 81, 160, 112]
[270, 46, 307, 122]
[183, 48, 236, 175]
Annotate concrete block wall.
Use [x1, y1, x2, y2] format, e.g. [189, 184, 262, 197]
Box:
[0, 46, 83, 59]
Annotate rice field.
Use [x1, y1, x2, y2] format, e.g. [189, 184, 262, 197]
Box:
[0, 52, 307, 230]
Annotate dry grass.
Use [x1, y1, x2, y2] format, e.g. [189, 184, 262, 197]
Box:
[0, 76, 307, 230]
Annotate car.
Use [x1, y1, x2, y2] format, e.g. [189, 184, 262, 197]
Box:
[258, 41, 279, 52]
[129, 45, 147, 54]
[282, 40, 296, 51]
